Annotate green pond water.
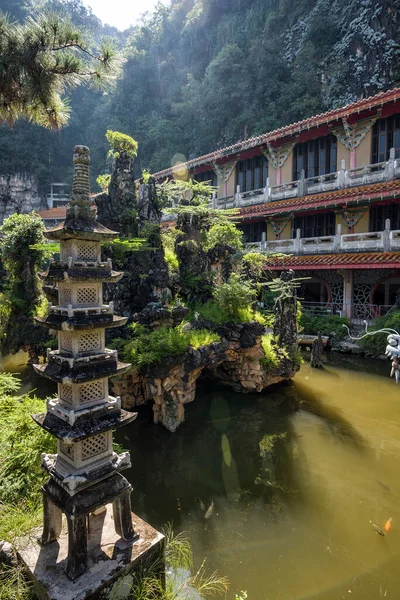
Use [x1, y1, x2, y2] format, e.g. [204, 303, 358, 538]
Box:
[4, 351, 400, 600]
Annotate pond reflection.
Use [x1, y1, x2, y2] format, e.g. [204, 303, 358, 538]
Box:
[6, 352, 400, 599]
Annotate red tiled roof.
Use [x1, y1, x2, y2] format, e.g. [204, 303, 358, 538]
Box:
[239, 180, 400, 220]
[266, 252, 400, 271]
[38, 207, 66, 219]
[152, 88, 400, 179]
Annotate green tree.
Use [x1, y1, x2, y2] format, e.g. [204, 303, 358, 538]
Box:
[0, 11, 120, 129]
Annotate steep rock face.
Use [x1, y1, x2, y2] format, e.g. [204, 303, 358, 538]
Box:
[95, 152, 137, 236]
[0, 174, 44, 224]
[112, 323, 298, 433]
[96, 173, 171, 316]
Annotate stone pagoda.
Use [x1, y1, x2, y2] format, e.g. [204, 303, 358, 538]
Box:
[32, 145, 138, 581]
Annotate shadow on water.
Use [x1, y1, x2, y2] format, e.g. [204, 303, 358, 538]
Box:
[292, 377, 367, 450]
[316, 350, 390, 378]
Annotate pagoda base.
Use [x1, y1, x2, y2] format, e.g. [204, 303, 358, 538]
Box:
[17, 506, 165, 600]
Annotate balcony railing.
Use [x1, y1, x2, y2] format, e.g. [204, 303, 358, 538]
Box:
[160, 148, 400, 221]
[246, 220, 399, 255]
[215, 147, 400, 210]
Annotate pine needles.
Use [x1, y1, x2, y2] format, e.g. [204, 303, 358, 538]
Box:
[0, 11, 121, 129]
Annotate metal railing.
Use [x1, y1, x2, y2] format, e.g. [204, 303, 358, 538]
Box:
[300, 301, 395, 323]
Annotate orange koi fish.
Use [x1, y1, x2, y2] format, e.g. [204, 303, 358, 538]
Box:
[385, 517, 392, 532]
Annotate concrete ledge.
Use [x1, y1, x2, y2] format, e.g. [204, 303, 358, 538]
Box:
[17, 507, 164, 600]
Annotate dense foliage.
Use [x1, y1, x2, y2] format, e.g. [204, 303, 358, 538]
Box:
[360, 311, 400, 356]
[1, 0, 399, 187]
[0, 212, 46, 314]
[0, 373, 55, 545]
[299, 312, 350, 339]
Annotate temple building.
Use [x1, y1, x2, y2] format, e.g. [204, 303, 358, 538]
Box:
[155, 88, 400, 321]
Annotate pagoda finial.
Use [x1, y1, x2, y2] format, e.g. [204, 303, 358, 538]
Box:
[65, 144, 96, 226]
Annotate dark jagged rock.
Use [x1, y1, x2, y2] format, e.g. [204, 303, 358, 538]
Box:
[207, 243, 235, 284]
[133, 302, 189, 329]
[112, 321, 298, 432]
[95, 152, 137, 237]
[311, 333, 325, 368]
[273, 270, 298, 358]
[137, 178, 161, 229]
[96, 168, 172, 316]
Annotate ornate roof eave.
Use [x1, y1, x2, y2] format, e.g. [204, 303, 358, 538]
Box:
[265, 251, 400, 271]
[152, 88, 400, 179]
[239, 180, 400, 221]
[44, 221, 119, 242]
[33, 358, 131, 384]
[32, 409, 137, 441]
[35, 314, 128, 331]
[42, 267, 124, 284]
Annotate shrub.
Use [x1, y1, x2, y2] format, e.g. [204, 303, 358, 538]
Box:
[96, 173, 111, 192]
[360, 311, 400, 356]
[299, 313, 349, 339]
[205, 222, 243, 251]
[213, 273, 256, 321]
[261, 335, 281, 370]
[106, 130, 138, 159]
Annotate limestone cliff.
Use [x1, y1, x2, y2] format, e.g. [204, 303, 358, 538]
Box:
[0, 174, 44, 224]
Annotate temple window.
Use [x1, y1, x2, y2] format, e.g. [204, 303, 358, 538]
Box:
[292, 212, 336, 238]
[239, 221, 266, 243]
[369, 203, 400, 231]
[195, 169, 218, 188]
[372, 115, 400, 163]
[293, 134, 337, 180]
[236, 155, 268, 192]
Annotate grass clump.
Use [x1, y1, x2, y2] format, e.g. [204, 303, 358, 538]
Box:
[189, 300, 265, 325]
[124, 325, 190, 371]
[261, 335, 280, 370]
[125, 526, 229, 600]
[0, 373, 56, 544]
[121, 325, 221, 372]
[186, 329, 220, 348]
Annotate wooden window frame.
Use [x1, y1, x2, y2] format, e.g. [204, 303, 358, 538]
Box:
[372, 115, 400, 164]
[293, 135, 337, 180]
[236, 155, 268, 193]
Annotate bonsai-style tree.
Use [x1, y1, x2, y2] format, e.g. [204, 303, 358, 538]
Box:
[0, 12, 120, 129]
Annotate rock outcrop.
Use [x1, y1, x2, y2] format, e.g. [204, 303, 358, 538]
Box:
[0, 174, 44, 224]
[112, 322, 298, 432]
[96, 172, 172, 316]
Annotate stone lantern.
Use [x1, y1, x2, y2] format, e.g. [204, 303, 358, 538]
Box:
[32, 145, 138, 580]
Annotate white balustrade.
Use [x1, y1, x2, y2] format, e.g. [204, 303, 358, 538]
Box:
[340, 231, 384, 252]
[389, 229, 400, 250]
[299, 235, 335, 254]
[265, 238, 296, 253]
